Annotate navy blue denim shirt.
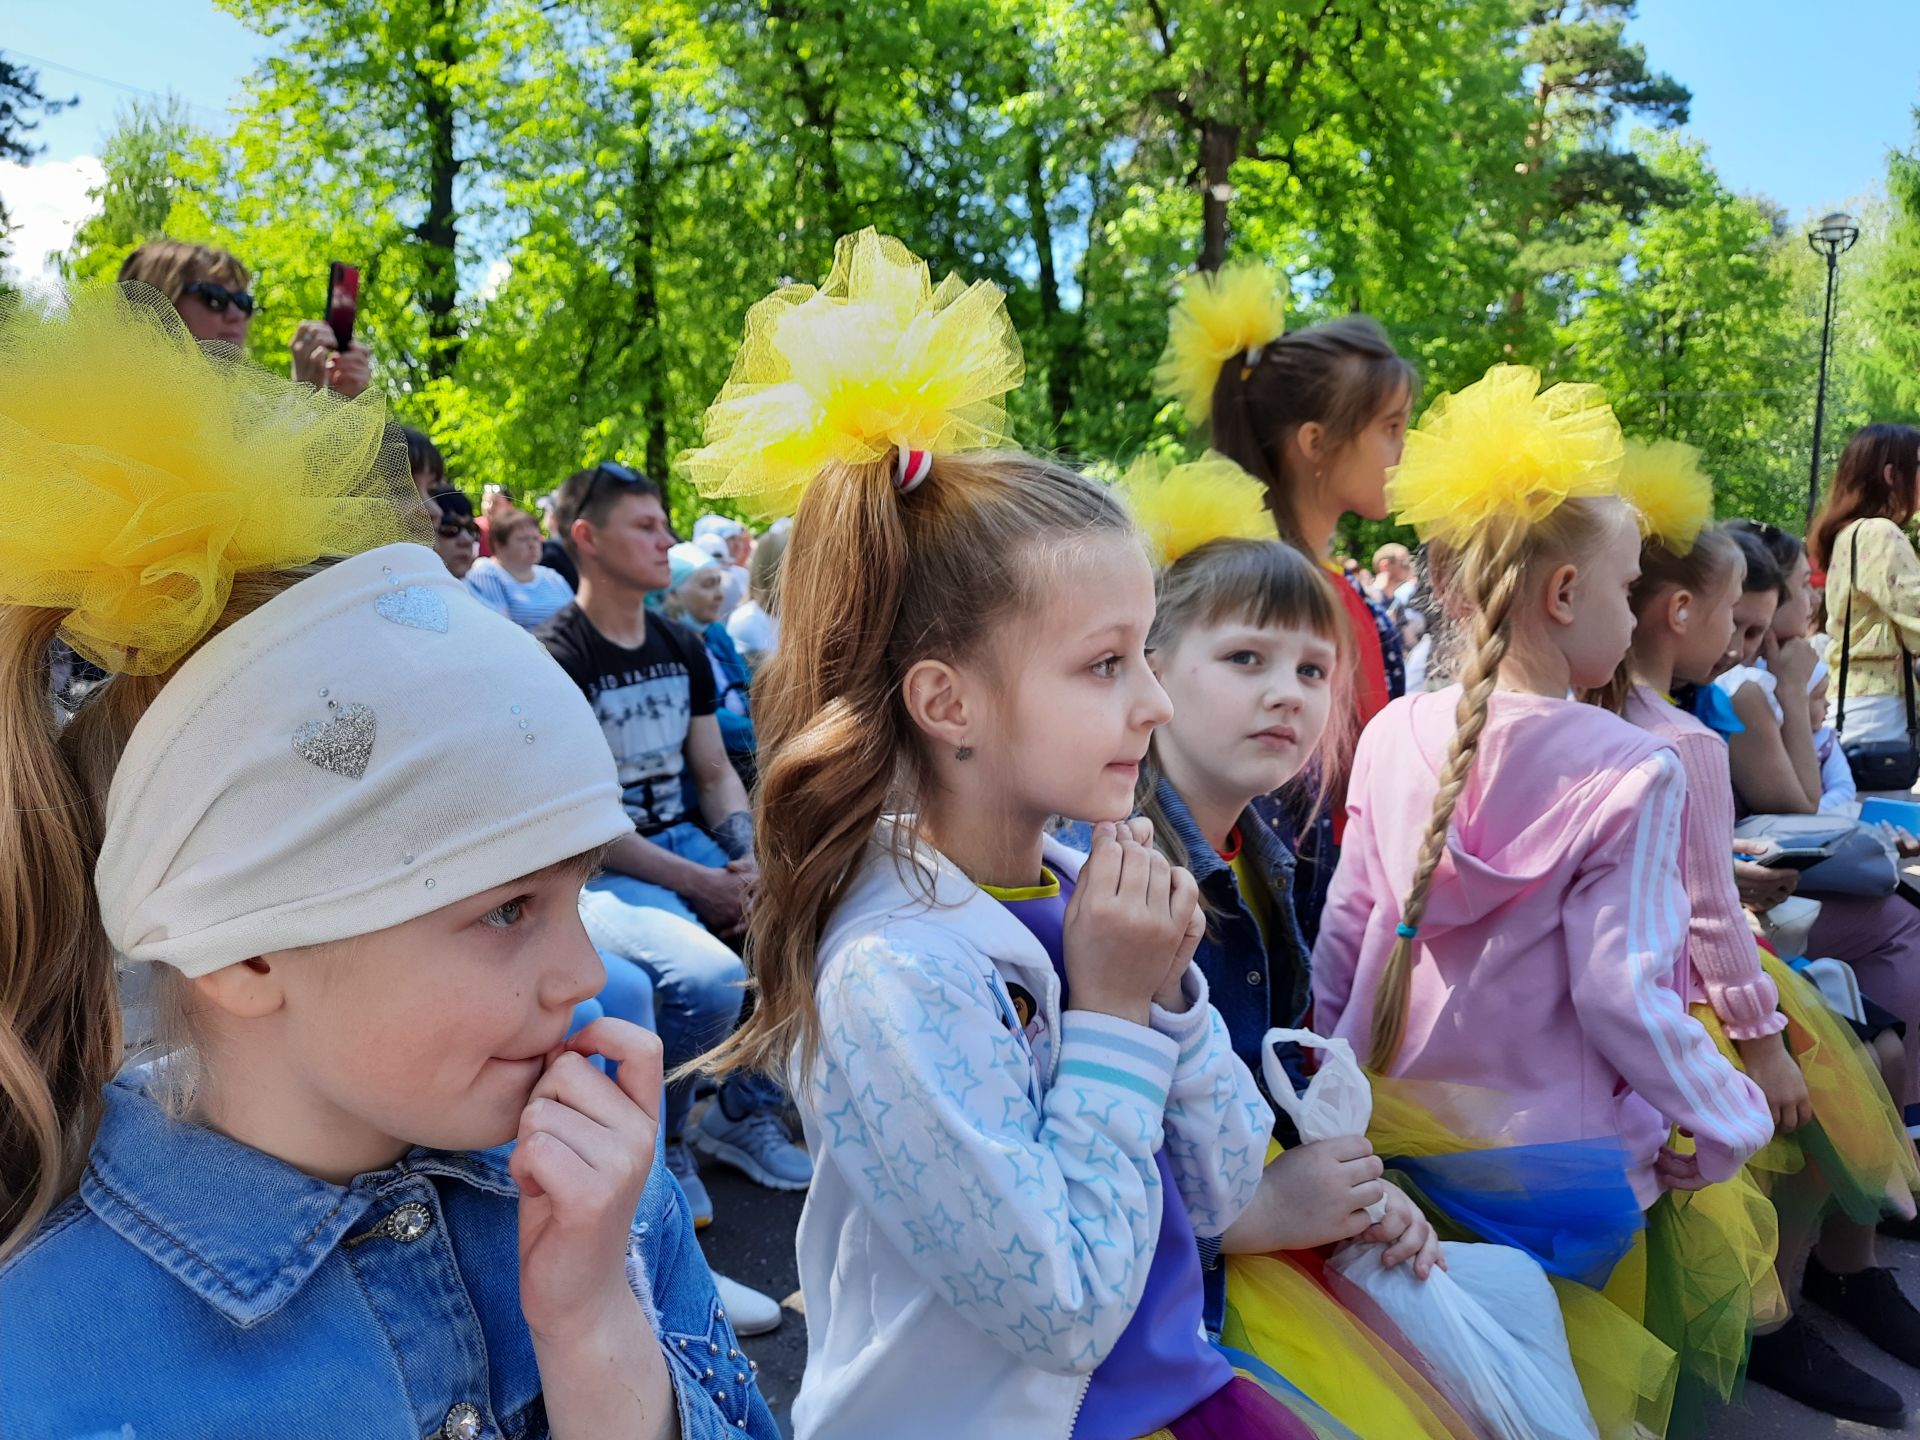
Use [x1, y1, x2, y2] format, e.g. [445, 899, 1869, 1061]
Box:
[1153, 778, 1314, 1097]
[0, 1070, 778, 1440]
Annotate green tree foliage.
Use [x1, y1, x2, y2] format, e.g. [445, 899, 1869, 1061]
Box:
[59, 98, 200, 286]
[48, 0, 1877, 543]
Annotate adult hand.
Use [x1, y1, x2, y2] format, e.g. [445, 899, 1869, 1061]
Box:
[1877, 822, 1920, 859]
[1359, 1183, 1446, 1280]
[291, 318, 372, 398]
[1732, 857, 1798, 912]
[1772, 635, 1818, 698]
[510, 1018, 662, 1343]
[1062, 820, 1199, 1027]
[1735, 1031, 1813, 1133]
[685, 861, 750, 937]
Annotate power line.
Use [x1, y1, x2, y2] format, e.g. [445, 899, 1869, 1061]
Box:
[3, 48, 233, 127]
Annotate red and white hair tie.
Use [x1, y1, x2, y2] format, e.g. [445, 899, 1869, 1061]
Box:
[894, 448, 933, 494]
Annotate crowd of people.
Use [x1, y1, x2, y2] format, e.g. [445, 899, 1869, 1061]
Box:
[7, 228, 1920, 1440]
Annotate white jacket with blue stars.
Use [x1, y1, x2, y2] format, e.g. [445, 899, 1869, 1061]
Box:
[789, 828, 1272, 1440]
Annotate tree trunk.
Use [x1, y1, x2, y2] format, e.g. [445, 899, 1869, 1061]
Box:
[1024, 135, 1077, 430]
[1199, 119, 1239, 272]
[416, 0, 462, 378]
[622, 35, 669, 486]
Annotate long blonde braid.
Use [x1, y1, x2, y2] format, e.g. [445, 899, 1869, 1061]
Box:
[1370, 499, 1626, 1067]
[1369, 525, 1528, 1068]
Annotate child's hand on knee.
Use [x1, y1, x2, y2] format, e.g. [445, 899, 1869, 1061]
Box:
[510, 1018, 664, 1344]
[1359, 1184, 1445, 1280]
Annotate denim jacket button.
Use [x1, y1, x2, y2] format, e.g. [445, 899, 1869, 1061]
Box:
[386, 1202, 432, 1242]
[1246, 970, 1263, 986]
[442, 1402, 483, 1439]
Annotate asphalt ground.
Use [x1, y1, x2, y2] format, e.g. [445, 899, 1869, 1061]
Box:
[692, 1147, 1920, 1439]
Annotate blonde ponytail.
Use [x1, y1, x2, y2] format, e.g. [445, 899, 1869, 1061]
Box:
[699, 451, 1132, 1084]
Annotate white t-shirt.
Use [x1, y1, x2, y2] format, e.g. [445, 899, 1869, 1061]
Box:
[727, 601, 779, 659]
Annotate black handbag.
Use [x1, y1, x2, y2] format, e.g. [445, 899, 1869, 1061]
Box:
[1837, 523, 1920, 792]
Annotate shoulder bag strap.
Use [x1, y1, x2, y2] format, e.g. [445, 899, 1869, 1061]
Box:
[1837, 524, 1857, 735]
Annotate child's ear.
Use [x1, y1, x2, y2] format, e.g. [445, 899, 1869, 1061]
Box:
[901, 657, 974, 755]
[193, 956, 288, 1021]
[1544, 561, 1581, 627]
[1667, 587, 1695, 634]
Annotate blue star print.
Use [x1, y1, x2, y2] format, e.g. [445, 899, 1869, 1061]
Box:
[934, 1053, 982, 1108]
[999, 1233, 1044, 1284]
[823, 1098, 864, 1148]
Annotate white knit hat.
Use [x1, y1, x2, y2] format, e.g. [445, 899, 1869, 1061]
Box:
[97, 543, 631, 977]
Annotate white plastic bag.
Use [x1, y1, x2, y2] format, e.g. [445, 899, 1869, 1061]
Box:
[1260, 1026, 1385, 1221]
[1330, 1241, 1598, 1440]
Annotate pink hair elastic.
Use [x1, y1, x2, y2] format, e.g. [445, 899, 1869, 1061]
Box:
[895, 448, 934, 494]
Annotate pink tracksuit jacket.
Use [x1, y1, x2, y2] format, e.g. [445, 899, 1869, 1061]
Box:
[1313, 687, 1772, 1208]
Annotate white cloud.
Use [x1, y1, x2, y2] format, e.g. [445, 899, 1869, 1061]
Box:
[0, 156, 105, 283]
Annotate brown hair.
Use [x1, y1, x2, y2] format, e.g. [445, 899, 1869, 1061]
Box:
[0, 566, 317, 1258]
[1208, 316, 1418, 551]
[1369, 497, 1625, 1068]
[748, 528, 789, 613]
[117, 239, 249, 307]
[1588, 525, 1745, 714]
[1810, 423, 1920, 571]
[1138, 539, 1355, 874]
[549, 464, 665, 562]
[699, 451, 1133, 1082]
[488, 507, 540, 554]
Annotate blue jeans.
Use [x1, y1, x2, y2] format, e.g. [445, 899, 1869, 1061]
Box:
[580, 824, 785, 1136]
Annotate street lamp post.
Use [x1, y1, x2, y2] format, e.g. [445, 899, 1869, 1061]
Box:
[1807, 211, 1861, 524]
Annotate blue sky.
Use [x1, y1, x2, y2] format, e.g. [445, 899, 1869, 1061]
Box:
[3, 0, 1918, 277]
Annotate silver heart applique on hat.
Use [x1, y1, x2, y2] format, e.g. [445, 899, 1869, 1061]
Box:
[292, 701, 377, 779]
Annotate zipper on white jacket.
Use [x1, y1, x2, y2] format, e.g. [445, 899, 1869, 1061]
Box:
[1063, 1373, 1093, 1439]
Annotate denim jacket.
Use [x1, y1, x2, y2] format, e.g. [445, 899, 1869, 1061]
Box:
[1155, 778, 1313, 1093]
[0, 1070, 778, 1440]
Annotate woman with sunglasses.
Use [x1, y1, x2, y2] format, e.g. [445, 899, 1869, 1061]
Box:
[117, 238, 370, 398]
[428, 487, 482, 579]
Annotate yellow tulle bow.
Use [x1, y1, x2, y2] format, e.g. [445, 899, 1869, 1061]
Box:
[1619, 438, 1714, 553]
[678, 229, 1025, 519]
[1385, 364, 1625, 546]
[0, 283, 420, 675]
[1154, 261, 1288, 428]
[1120, 452, 1272, 567]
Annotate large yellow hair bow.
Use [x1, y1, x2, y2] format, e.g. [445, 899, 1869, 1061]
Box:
[1120, 452, 1271, 568]
[1385, 364, 1624, 547]
[1154, 261, 1288, 429]
[1618, 438, 1714, 553]
[0, 283, 420, 675]
[678, 229, 1025, 519]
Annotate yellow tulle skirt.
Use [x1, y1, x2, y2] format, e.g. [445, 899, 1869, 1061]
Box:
[1366, 1080, 1680, 1440]
[1693, 952, 1920, 1227]
[1219, 1245, 1487, 1439]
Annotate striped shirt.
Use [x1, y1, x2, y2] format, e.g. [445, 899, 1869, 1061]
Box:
[464, 558, 575, 632]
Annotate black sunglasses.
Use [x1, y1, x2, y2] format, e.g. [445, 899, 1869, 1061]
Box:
[575, 460, 645, 516]
[184, 280, 256, 316]
[436, 518, 479, 540]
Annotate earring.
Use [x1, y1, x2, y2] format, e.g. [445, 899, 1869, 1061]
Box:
[955, 746, 974, 762]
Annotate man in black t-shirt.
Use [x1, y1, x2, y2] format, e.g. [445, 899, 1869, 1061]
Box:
[539, 462, 810, 1234]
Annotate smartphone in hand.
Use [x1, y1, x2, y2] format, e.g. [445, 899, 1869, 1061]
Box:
[326, 262, 360, 351]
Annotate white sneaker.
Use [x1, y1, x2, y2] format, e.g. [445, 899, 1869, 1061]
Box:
[714, 1271, 782, 1337]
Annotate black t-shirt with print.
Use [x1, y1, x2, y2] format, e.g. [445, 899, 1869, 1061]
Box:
[538, 603, 717, 836]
